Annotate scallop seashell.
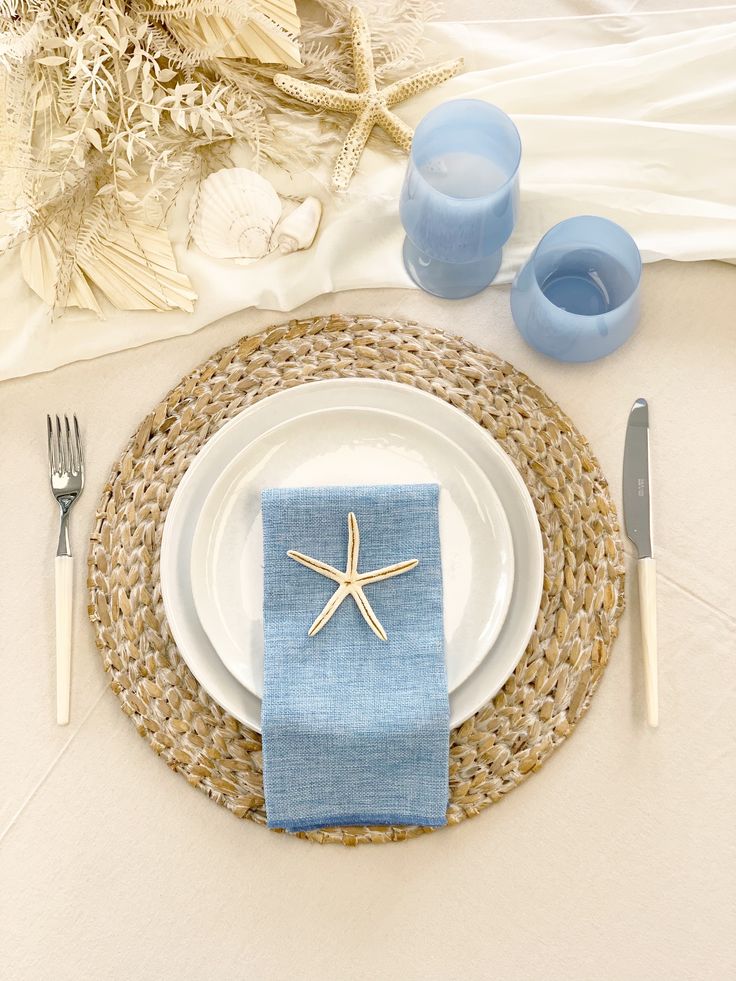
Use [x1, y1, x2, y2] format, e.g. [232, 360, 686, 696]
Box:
[191, 168, 282, 262]
[274, 196, 323, 254]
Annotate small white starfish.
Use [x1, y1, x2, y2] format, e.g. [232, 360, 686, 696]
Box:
[273, 6, 464, 190]
[287, 511, 418, 641]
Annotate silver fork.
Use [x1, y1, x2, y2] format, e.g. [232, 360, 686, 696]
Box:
[47, 414, 84, 725]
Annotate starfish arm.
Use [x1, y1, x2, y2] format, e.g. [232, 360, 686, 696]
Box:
[308, 584, 349, 637]
[347, 511, 360, 576]
[331, 105, 376, 190]
[350, 6, 377, 94]
[357, 558, 419, 586]
[287, 550, 344, 583]
[376, 106, 413, 153]
[272, 74, 362, 114]
[352, 586, 388, 641]
[382, 58, 465, 108]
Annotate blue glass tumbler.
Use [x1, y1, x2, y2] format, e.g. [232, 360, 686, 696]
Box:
[400, 100, 521, 299]
[510, 215, 642, 362]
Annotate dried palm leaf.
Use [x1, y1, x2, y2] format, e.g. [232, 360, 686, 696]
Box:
[21, 219, 197, 313]
[21, 224, 102, 313]
[168, 0, 302, 67]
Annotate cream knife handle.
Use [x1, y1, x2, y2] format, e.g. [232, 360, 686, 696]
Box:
[637, 557, 658, 728]
[55, 554, 73, 726]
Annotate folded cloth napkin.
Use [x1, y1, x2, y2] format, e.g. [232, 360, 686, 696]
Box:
[261, 483, 449, 831]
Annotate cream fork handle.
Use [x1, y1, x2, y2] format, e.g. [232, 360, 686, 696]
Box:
[637, 557, 658, 728]
[55, 554, 73, 726]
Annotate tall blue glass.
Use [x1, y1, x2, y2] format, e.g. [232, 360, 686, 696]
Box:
[400, 100, 521, 299]
[510, 216, 642, 362]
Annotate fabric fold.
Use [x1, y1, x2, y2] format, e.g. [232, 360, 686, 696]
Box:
[260, 483, 449, 831]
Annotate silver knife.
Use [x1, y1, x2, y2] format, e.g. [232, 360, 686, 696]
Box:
[623, 398, 658, 727]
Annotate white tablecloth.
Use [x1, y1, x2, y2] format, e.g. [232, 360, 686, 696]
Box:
[2, 257, 735, 981]
[1, 3, 735, 979]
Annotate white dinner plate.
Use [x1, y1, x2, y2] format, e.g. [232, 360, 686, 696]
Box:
[189, 403, 515, 698]
[161, 379, 544, 730]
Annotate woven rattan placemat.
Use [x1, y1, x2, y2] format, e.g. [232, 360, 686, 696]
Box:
[88, 315, 625, 845]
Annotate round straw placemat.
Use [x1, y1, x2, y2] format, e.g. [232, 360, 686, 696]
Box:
[88, 315, 625, 845]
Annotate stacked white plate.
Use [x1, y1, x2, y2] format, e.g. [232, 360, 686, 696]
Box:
[161, 379, 544, 731]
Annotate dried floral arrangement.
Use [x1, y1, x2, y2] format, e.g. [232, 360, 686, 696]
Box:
[0, 0, 438, 312]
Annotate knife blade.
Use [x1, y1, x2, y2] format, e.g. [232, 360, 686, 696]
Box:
[623, 398, 658, 727]
[623, 398, 653, 558]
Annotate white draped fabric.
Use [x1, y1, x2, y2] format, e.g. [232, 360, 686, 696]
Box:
[1, 2, 734, 380]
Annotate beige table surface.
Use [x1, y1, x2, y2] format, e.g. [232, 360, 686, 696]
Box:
[2, 0, 736, 975]
[1, 258, 735, 981]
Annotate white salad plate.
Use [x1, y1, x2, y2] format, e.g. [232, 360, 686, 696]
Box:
[161, 379, 544, 731]
[189, 402, 514, 698]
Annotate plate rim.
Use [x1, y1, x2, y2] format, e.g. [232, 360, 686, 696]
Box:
[161, 377, 544, 731]
[189, 398, 516, 697]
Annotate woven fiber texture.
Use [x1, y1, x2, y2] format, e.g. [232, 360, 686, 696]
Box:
[88, 315, 625, 845]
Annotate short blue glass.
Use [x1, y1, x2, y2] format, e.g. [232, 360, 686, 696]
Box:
[510, 216, 642, 362]
[400, 99, 521, 299]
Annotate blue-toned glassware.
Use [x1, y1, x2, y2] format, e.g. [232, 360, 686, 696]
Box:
[510, 215, 642, 362]
[400, 99, 521, 299]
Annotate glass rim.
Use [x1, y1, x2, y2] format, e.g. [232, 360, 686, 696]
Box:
[410, 99, 522, 203]
[529, 215, 642, 318]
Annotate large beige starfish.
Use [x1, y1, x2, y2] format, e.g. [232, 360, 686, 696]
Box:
[287, 511, 418, 641]
[273, 6, 463, 190]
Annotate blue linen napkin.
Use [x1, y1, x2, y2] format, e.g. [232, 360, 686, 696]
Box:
[261, 483, 449, 831]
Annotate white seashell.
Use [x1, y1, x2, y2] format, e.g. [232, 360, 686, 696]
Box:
[274, 196, 322, 254]
[191, 168, 282, 261]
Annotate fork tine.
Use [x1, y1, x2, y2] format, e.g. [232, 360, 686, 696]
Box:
[73, 414, 83, 473]
[55, 415, 65, 473]
[46, 414, 55, 476]
[64, 415, 74, 474]
[54, 414, 61, 474]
